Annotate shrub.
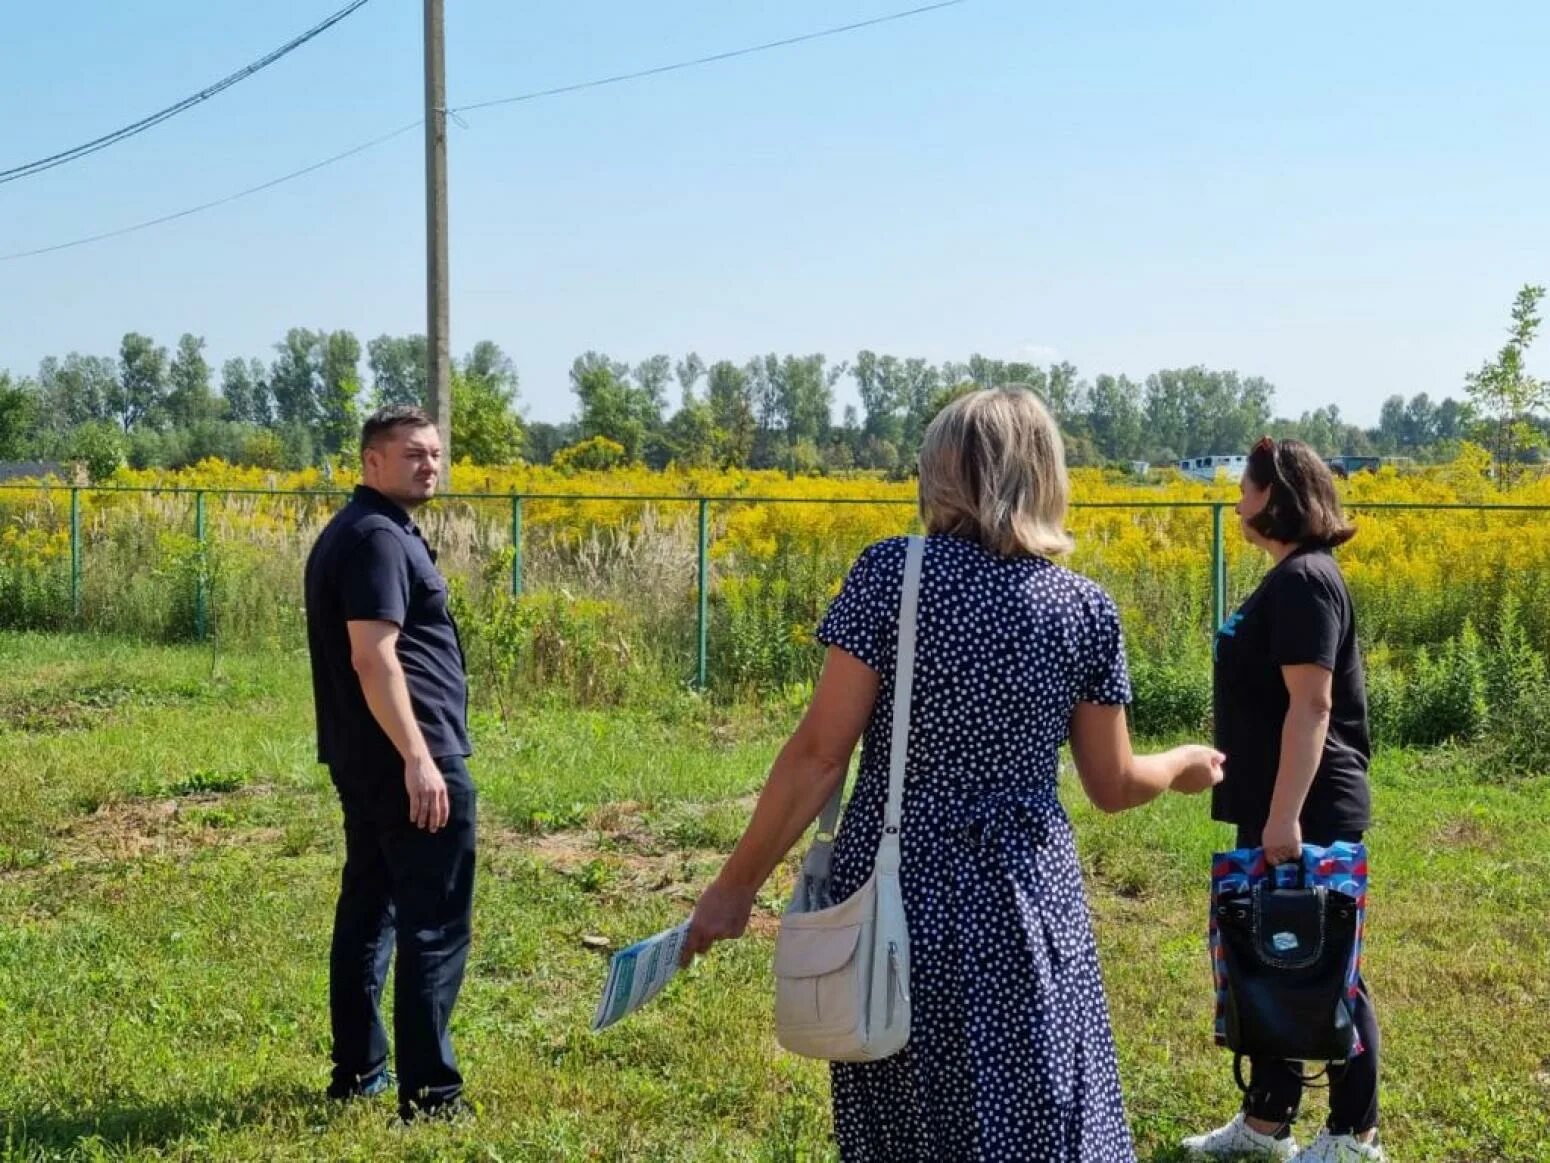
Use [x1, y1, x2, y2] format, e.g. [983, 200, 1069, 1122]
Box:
[1399, 621, 1488, 745]
[1128, 654, 1211, 738]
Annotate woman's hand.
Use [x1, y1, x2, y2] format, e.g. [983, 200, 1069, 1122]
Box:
[1169, 745, 1226, 795]
[680, 879, 758, 967]
[1261, 812, 1303, 865]
[675, 646, 875, 968]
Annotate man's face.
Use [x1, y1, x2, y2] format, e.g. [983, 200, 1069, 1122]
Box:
[364, 424, 441, 507]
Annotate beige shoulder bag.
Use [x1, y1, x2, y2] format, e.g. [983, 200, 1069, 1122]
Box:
[773, 535, 922, 1061]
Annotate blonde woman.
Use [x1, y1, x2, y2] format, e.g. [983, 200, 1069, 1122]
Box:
[684, 387, 1223, 1161]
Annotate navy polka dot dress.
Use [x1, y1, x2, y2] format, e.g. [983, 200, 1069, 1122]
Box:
[816, 534, 1136, 1162]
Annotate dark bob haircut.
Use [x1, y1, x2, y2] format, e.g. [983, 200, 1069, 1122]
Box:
[360, 405, 436, 458]
[1244, 436, 1356, 548]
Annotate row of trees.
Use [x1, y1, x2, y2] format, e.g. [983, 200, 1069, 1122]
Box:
[535, 353, 1506, 474]
[0, 330, 523, 474]
[1, 287, 1541, 475]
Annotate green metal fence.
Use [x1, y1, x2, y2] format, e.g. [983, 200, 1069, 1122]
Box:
[4, 483, 1548, 689]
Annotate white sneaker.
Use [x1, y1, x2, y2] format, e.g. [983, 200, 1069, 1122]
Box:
[1182, 1113, 1299, 1160]
[1289, 1129, 1387, 1162]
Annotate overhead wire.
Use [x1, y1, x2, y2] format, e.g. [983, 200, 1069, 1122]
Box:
[451, 1, 965, 115]
[0, 1, 966, 262]
[0, 121, 422, 262]
[0, 0, 376, 185]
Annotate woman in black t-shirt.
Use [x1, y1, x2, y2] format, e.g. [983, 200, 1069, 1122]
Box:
[1183, 439, 1385, 1163]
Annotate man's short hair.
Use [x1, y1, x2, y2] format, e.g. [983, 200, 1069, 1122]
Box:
[360, 405, 436, 458]
[1245, 436, 1357, 548]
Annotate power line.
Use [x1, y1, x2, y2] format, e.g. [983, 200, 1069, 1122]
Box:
[0, 0, 376, 186]
[451, 0, 966, 115]
[0, 1, 967, 262]
[0, 121, 421, 262]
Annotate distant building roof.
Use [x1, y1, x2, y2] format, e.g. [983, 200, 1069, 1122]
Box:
[0, 461, 71, 482]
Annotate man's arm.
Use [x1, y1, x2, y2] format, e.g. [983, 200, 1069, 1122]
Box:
[346, 619, 449, 833]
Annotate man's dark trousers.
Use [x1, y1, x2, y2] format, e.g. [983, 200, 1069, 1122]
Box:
[328, 754, 476, 1116]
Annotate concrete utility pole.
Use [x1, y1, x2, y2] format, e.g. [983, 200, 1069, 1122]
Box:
[424, 0, 451, 465]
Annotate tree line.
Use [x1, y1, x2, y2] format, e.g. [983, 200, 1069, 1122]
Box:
[1, 286, 1541, 478]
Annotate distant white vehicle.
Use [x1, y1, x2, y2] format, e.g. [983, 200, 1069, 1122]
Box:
[1177, 454, 1247, 483]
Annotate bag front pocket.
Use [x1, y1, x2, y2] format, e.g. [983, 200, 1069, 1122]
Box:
[774, 921, 865, 1032]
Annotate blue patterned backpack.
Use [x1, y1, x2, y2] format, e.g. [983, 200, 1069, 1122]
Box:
[1209, 843, 1369, 1087]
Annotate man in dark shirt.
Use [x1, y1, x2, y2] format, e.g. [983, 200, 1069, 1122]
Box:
[304, 405, 475, 1122]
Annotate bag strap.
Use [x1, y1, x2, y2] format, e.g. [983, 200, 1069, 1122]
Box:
[813, 535, 925, 843]
[1234, 1053, 1342, 1094]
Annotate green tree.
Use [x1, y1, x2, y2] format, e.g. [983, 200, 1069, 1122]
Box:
[1402, 393, 1437, 449]
[368, 334, 428, 408]
[675, 352, 706, 406]
[776, 353, 835, 449]
[70, 421, 125, 482]
[1465, 284, 1547, 477]
[220, 358, 270, 426]
[113, 332, 168, 431]
[572, 352, 644, 462]
[279, 422, 315, 470]
[524, 420, 579, 465]
[967, 354, 1006, 389]
[0, 373, 36, 459]
[1146, 366, 1273, 456]
[853, 350, 901, 445]
[452, 342, 524, 465]
[270, 328, 322, 428]
[1376, 395, 1407, 453]
[633, 355, 672, 420]
[1086, 373, 1144, 461]
[36, 353, 116, 432]
[165, 333, 218, 427]
[896, 358, 941, 457]
[705, 360, 755, 467]
[239, 428, 285, 469]
[1143, 369, 1191, 459]
[748, 356, 782, 465]
[318, 331, 363, 455]
[1434, 397, 1470, 444]
[1044, 362, 1084, 426]
[921, 380, 980, 433]
[665, 399, 717, 468]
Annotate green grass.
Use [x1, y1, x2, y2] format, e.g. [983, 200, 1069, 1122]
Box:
[1, 632, 1547, 1161]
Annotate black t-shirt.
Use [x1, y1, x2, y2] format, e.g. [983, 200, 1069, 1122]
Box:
[305, 486, 471, 770]
[1211, 546, 1371, 833]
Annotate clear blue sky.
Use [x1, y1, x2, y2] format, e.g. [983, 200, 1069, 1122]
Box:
[2, 0, 1547, 424]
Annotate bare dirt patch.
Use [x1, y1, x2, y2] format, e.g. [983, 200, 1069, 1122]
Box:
[47, 787, 284, 865]
[488, 797, 790, 934]
[1434, 816, 1502, 851]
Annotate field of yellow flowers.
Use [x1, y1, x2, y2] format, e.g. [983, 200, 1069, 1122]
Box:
[2, 450, 1548, 757]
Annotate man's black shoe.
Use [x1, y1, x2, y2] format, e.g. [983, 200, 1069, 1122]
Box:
[399, 1095, 473, 1125]
[326, 1069, 394, 1101]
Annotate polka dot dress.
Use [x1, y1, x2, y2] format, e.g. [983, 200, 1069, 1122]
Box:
[817, 534, 1136, 1163]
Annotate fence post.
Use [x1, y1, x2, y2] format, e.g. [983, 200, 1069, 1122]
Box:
[194, 490, 208, 641]
[696, 497, 709, 691]
[510, 495, 524, 596]
[1210, 503, 1226, 632]
[69, 487, 82, 620]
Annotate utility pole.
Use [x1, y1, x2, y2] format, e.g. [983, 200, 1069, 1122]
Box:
[424, 0, 451, 466]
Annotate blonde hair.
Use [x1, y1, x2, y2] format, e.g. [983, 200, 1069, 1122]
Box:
[917, 385, 1073, 557]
